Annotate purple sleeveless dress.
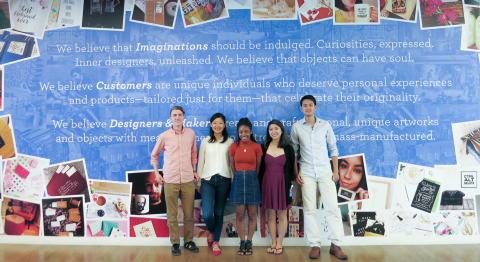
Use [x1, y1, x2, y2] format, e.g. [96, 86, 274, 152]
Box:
[261, 154, 291, 210]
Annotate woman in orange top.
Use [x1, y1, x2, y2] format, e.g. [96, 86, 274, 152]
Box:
[229, 118, 262, 256]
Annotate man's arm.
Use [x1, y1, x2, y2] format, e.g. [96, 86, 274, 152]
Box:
[191, 131, 199, 182]
[290, 125, 300, 156]
[331, 156, 339, 182]
[326, 124, 339, 182]
[151, 134, 165, 184]
[290, 125, 303, 185]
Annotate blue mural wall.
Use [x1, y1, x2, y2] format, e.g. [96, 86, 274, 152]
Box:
[3, 9, 478, 182]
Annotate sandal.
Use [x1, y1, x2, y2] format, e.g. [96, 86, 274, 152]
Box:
[274, 247, 283, 255]
[212, 242, 221, 256]
[245, 240, 253, 256]
[207, 232, 214, 247]
[267, 245, 276, 254]
[237, 240, 246, 256]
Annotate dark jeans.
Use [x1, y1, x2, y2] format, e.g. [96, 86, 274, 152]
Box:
[201, 174, 231, 242]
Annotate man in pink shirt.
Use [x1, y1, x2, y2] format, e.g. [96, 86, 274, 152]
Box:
[151, 106, 200, 256]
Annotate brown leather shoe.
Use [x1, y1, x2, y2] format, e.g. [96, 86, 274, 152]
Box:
[308, 246, 320, 259]
[329, 243, 348, 260]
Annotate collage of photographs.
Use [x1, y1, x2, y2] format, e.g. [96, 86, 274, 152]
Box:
[0, 149, 171, 238]
[0, 0, 473, 33]
[324, 135, 480, 238]
[0, 0, 477, 250]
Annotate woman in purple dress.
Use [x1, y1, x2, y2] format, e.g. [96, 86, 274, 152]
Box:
[259, 120, 297, 255]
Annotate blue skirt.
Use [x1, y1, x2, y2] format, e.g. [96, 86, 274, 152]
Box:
[230, 170, 262, 206]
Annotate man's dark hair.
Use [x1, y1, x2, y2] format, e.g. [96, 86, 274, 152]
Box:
[300, 95, 316, 106]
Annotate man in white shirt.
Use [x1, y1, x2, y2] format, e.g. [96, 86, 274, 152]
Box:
[290, 95, 347, 260]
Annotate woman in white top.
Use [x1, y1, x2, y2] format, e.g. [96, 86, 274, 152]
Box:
[197, 113, 234, 256]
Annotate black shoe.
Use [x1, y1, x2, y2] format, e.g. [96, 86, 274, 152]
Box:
[171, 244, 181, 256]
[238, 240, 246, 256]
[245, 240, 253, 256]
[184, 241, 199, 253]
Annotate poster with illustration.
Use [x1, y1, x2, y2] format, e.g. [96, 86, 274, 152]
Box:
[46, 0, 83, 29]
[9, 0, 54, 38]
[393, 163, 445, 214]
[384, 210, 434, 237]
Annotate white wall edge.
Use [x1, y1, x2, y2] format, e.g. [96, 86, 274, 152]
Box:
[0, 236, 479, 246]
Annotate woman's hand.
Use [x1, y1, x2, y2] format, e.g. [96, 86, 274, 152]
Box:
[370, 6, 378, 22]
[355, 188, 369, 199]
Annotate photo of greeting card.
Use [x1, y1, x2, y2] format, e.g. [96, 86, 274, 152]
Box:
[288, 207, 299, 222]
[364, 219, 385, 236]
[7, 41, 26, 55]
[350, 211, 383, 237]
[9, 0, 54, 39]
[411, 178, 441, 213]
[385, 210, 435, 236]
[133, 221, 156, 237]
[393, 163, 445, 213]
[46, 0, 60, 28]
[3, 154, 50, 201]
[110, 227, 127, 237]
[432, 211, 477, 236]
[43, 159, 90, 202]
[289, 224, 299, 237]
[46, 0, 83, 29]
[42, 196, 85, 237]
[88, 220, 102, 236]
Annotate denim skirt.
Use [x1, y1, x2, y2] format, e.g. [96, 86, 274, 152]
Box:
[229, 170, 262, 206]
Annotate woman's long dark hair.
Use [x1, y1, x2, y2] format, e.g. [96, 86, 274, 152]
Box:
[335, 156, 368, 203]
[208, 113, 228, 143]
[236, 118, 256, 145]
[263, 119, 290, 149]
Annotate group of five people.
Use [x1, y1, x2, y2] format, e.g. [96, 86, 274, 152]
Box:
[150, 95, 348, 260]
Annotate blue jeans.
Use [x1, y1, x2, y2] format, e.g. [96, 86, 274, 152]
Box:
[201, 174, 231, 242]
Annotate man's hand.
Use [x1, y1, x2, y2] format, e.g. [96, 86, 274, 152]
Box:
[332, 172, 339, 182]
[197, 185, 201, 194]
[193, 171, 200, 182]
[156, 170, 164, 185]
[296, 175, 304, 186]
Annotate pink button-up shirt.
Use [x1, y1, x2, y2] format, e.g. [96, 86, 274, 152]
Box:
[150, 126, 197, 184]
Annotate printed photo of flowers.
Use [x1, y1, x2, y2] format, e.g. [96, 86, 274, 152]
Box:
[419, 0, 464, 29]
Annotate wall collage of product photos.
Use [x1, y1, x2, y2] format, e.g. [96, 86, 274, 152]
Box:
[2, 129, 480, 239]
[0, 0, 478, 242]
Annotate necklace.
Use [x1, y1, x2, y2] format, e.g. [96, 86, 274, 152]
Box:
[241, 141, 251, 152]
